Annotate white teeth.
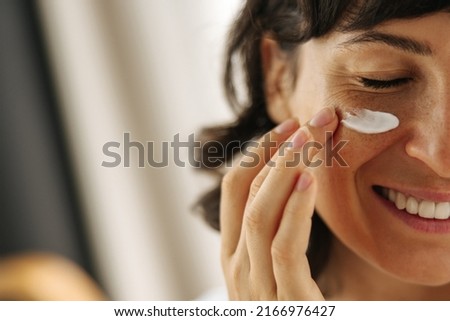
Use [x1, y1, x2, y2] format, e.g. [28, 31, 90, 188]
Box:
[406, 197, 419, 215]
[382, 187, 450, 220]
[435, 203, 450, 220]
[395, 193, 407, 210]
[388, 189, 396, 202]
[418, 201, 435, 219]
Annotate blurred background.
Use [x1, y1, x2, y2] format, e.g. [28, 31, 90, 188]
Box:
[0, 0, 242, 300]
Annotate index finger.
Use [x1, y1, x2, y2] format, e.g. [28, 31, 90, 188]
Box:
[220, 119, 299, 256]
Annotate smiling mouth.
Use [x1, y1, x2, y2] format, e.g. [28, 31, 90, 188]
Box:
[373, 186, 450, 220]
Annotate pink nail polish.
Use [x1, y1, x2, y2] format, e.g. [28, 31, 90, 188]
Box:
[296, 172, 313, 191]
[274, 119, 298, 134]
[309, 107, 335, 128]
[291, 129, 308, 149]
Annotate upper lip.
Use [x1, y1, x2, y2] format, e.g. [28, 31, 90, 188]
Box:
[376, 185, 450, 203]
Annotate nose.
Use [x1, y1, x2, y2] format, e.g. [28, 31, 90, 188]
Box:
[405, 98, 450, 179]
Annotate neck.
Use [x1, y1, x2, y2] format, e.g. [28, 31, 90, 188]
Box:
[318, 237, 450, 300]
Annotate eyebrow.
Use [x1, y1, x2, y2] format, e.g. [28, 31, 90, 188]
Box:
[338, 31, 433, 56]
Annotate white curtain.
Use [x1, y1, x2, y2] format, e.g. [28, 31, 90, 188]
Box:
[37, 0, 242, 300]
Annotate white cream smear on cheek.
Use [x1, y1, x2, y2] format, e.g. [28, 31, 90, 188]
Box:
[340, 108, 400, 134]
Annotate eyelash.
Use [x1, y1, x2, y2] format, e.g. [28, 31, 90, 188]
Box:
[359, 77, 412, 89]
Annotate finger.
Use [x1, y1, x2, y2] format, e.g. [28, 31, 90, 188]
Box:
[223, 234, 252, 300]
[220, 119, 299, 256]
[302, 107, 339, 166]
[223, 106, 337, 253]
[243, 107, 338, 298]
[246, 106, 339, 205]
[272, 171, 324, 300]
[244, 132, 309, 298]
[224, 107, 338, 299]
[222, 120, 298, 299]
[228, 128, 302, 299]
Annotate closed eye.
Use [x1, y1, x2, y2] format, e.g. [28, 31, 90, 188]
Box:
[359, 77, 412, 89]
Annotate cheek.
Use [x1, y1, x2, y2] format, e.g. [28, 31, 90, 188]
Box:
[312, 151, 376, 271]
[311, 125, 401, 259]
[312, 134, 366, 239]
[312, 123, 450, 285]
[333, 124, 398, 167]
[288, 94, 321, 124]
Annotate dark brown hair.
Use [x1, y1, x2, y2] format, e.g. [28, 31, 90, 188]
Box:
[195, 0, 450, 279]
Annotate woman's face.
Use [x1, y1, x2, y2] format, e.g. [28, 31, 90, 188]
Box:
[278, 12, 450, 285]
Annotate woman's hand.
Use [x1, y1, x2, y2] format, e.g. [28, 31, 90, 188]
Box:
[220, 107, 339, 300]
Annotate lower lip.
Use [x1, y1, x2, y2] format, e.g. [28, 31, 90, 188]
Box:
[374, 190, 450, 234]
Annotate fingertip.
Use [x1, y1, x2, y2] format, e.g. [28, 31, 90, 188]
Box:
[308, 107, 336, 128]
[295, 171, 313, 191]
[306, 107, 339, 143]
[273, 118, 299, 135]
[290, 128, 309, 149]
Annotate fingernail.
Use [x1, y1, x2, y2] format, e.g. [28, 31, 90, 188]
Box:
[291, 129, 308, 149]
[274, 119, 298, 134]
[309, 107, 335, 128]
[296, 171, 313, 191]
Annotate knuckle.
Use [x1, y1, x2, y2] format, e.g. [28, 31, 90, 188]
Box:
[273, 154, 294, 173]
[244, 206, 265, 232]
[271, 242, 296, 267]
[248, 277, 277, 300]
[228, 259, 245, 285]
[230, 267, 242, 285]
[248, 173, 265, 200]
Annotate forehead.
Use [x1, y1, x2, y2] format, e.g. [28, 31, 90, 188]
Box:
[336, 2, 450, 30]
[322, 12, 450, 54]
